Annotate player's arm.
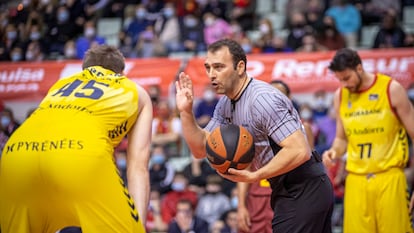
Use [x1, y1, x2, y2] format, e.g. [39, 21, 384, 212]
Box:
[237, 182, 251, 232]
[175, 72, 209, 158]
[388, 81, 414, 186]
[389, 80, 414, 147]
[126, 84, 153, 223]
[323, 89, 348, 165]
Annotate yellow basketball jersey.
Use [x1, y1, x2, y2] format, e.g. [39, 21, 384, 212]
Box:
[339, 73, 409, 174]
[3, 66, 139, 158]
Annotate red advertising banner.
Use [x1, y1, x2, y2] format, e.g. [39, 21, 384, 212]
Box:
[0, 58, 182, 101]
[185, 48, 414, 95]
[1, 48, 414, 101]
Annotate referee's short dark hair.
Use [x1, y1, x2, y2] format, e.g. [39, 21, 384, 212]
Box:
[208, 39, 247, 72]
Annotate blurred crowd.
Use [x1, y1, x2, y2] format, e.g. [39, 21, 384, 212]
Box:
[1, 0, 414, 62]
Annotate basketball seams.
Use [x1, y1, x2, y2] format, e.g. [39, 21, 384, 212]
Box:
[221, 125, 239, 161]
[233, 127, 254, 162]
[206, 124, 255, 173]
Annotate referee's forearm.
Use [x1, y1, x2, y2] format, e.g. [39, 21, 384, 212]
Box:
[180, 111, 208, 158]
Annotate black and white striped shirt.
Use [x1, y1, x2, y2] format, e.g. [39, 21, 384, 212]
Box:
[205, 78, 305, 170]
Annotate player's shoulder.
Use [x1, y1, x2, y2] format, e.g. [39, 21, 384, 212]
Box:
[376, 73, 404, 92]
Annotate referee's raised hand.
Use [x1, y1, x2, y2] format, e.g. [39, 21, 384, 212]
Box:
[175, 71, 194, 114]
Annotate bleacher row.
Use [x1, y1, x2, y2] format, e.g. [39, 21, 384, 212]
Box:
[2, 0, 414, 62]
[94, 1, 414, 54]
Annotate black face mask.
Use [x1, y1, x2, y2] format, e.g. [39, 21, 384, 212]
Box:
[205, 190, 219, 195]
[384, 28, 395, 34]
[150, 96, 159, 103]
[293, 23, 305, 29]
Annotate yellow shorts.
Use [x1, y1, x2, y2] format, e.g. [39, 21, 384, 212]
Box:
[0, 148, 145, 233]
[344, 168, 413, 233]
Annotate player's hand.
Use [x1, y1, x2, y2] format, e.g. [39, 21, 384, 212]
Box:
[237, 205, 251, 232]
[218, 168, 257, 183]
[322, 149, 338, 168]
[175, 72, 194, 114]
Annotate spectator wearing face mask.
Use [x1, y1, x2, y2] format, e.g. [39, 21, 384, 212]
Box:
[296, 30, 328, 53]
[146, 189, 168, 232]
[153, 2, 182, 54]
[195, 174, 232, 227]
[45, 4, 79, 55]
[255, 18, 275, 52]
[203, 12, 233, 45]
[298, 102, 320, 148]
[25, 41, 45, 62]
[9, 46, 24, 62]
[161, 172, 198, 224]
[373, 12, 406, 49]
[316, 15, 346, 51]
[125, 4, 152, 45]
[75, 19, 106, 59]
[286, 11, 309, 50]
[194, 84, 219, 128]
[179, 13, 206, 54]
[1, 23, 22, 61]
[23, 23, 46, 53]
[311, 89, 329, 122]
[168, 198, 209, 233]
[62, 40, 77, 60]
[149, 145, 176, 195]
[0, 108, 20, 158]
[136, 25, 166, 58]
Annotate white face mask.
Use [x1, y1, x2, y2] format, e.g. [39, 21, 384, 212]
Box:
[259, 24, 270, 34]
[26, 51, 35, 60]
[58, 11, 69, 22]
[11, 53, 22, 61]
[116, 157, 127, 169]
[204, 18, 214, 26]
[163, 8, 174, 18]
[184, 18, 198, 28]
[84, 28, 95, 38]
[231, 196, 238, 208]
[171, 182, 185, 191]
[65, 48, 76, 58]
[30, 32, 41, 41]
[300, 109, 313, 120]
[7, 31, 17, 40]
[1, 116, 11, 128]
[136, 9, 146, 19]
[241, 44, 252, 53]
[315, 98, 325, 109]
[203, 90, 216, 102]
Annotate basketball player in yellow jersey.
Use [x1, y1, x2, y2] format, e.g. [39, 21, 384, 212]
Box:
[323, 48, 414, 233]
[0, 45, 153, 233]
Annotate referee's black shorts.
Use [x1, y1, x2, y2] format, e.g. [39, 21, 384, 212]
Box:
[269, 152, 334, 233]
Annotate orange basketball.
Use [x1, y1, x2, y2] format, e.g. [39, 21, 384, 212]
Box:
[205, 124, 255, 174]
